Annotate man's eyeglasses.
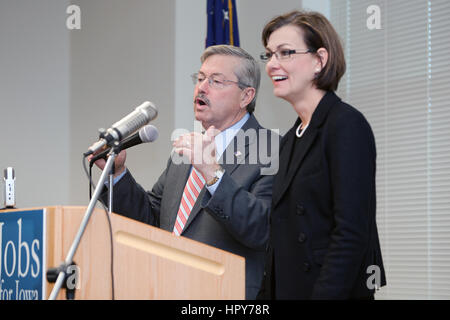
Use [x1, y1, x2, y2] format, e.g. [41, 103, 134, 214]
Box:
[191, 72, 248, 90]
[260, 48, 313, 62]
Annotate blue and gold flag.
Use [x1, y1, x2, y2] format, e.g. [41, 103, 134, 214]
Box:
[206, 0, 240, 48]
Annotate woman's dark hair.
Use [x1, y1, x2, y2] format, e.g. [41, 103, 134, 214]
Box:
[262, 10, 346, 91]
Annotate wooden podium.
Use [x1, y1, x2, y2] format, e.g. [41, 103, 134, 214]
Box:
[2, 206, 245, 300]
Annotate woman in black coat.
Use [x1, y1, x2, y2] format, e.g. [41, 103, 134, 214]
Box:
[259, 10, 386, 299]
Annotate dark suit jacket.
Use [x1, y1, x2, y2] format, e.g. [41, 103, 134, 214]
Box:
[104, 114, 279, 299]
[259, 91, 386, 299]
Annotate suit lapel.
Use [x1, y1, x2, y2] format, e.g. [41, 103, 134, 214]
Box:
[272, 91, 340, 208]
[275, 123, 297, 183]
[181, 186, 206, 233]
[272, 125, 318, 208]
[220, 115, 258, 174]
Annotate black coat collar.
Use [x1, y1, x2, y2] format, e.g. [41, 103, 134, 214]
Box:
[272, 91, 341, 208]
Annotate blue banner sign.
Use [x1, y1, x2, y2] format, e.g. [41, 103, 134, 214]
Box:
[0, 209, 46, 300]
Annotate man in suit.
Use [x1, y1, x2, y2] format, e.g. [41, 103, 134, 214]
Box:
[93, 45, 279, 300]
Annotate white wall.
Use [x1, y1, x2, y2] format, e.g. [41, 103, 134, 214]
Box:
[0, 0, 71, 208]
[302, 0, 330, 18]
[174, 0, 205, 132]
[68, 0, 175, 205]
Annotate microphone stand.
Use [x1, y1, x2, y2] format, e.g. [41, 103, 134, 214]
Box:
[108, 159, 115, 214]
[48, 145, 119, 300]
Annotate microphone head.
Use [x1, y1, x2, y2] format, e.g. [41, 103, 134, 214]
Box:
[138, 101, 158, 122]
[139, 125, 159, 143]
[4, 167, 15, 180]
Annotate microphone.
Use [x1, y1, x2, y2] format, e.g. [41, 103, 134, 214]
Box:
[84, 101, 158, 156]
[89, 125, 159, 164]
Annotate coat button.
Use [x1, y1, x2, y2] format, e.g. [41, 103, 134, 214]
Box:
[296, 204, 305, 215]
[303, 262, 311, 272]
[298, 233, 307, 243]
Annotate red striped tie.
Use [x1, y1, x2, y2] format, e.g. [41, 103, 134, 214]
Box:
[173, 168, 206, 236]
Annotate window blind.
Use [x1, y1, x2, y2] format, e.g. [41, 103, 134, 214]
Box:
[329, 0, 450, 299]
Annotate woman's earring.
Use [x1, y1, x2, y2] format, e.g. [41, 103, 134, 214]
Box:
[314, 68, 321, 79]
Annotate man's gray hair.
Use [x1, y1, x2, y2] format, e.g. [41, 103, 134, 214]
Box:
[201, 45, 260, 113]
